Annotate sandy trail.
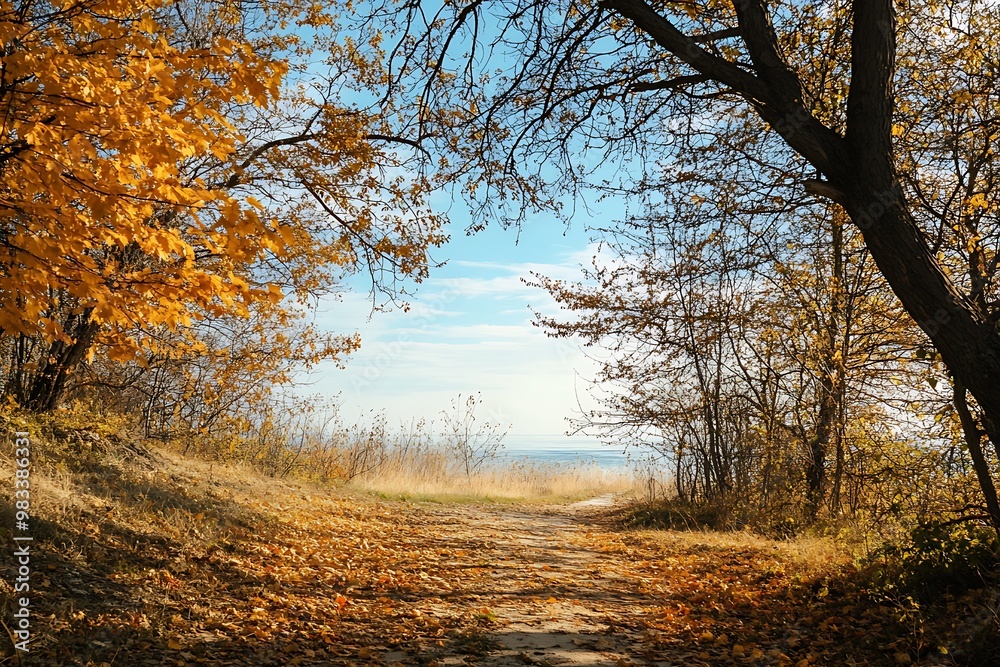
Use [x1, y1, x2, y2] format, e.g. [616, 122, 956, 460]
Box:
[428, 495, 666, 667]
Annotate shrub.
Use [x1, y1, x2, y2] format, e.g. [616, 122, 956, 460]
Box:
[870, 521, 999, 600]
[617, 496, 738, 531]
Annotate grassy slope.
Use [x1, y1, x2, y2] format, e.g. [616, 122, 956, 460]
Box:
[0, 413, 995, 666]
[0, 419, 489, 665]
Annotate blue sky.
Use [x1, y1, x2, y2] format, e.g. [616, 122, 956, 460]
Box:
[303, 203, 611, 436]
[284, 7, 637, 438]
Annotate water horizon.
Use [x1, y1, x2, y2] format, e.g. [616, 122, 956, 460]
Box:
[493, 433, 655, 469]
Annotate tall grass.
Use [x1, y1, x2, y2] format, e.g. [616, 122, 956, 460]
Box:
[198, 397, 645, 503]
[347, 447, 640, 502]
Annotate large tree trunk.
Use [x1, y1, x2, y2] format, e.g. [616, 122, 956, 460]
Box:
[839, 188, 1000, 424]
[821, 0, 1000, 525]
[24, 309, 99, 412]
[605, 0, 1000, 528]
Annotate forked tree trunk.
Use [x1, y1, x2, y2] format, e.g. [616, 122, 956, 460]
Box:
[24, 309, 99, 412]
[604, 0, 1000, 528]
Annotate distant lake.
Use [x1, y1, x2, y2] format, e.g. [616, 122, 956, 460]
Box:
[493, 434, 659, 470]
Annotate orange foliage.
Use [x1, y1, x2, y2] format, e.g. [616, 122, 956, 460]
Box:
[0, 0, 445, 368]
[0, 0, 285, 346]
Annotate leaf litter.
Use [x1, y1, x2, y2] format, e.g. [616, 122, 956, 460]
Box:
[0, 451, 971, 666]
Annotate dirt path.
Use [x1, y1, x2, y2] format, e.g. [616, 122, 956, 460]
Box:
[428, 495, 664, 667]
[21, 456, 931, 667]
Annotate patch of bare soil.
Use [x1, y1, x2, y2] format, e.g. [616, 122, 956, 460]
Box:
[434, 495, 658, 667]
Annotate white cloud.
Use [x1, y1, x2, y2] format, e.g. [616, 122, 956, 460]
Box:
[298, 241, 609, 434]
[429, 275, 533, 298]
[305, 333, 598, 434]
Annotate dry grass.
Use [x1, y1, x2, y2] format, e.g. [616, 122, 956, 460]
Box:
[1, 409, 989, 666]
[635, 527, 852, 576]
[0, 419, 274, 552]
[346, 448, 641, 503]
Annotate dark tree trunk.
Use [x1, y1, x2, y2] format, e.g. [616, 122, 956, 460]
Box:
[808, 216, 845, 520]
[954, 380, 1000, 528]
[805, 429, 826, 519]
[24, 309, 100, 412]
[605, 0, 1000, 528]
[809, 366, 846, 518]
[829, 214, 847, 512]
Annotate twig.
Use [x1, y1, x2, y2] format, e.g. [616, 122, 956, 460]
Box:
[0, 617, 22, 666]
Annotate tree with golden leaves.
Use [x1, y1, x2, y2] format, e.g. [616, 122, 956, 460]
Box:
[0, 0, 446, 411]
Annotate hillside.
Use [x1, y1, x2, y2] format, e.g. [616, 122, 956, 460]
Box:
[0, 421, 995, 666]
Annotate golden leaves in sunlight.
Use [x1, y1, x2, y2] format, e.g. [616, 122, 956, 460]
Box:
[0, 0, 445, 377]
[0, 0, 284, 344]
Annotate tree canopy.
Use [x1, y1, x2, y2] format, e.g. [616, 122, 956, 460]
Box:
[0, 0, 446, 411]
[358, 0, 1000, 526]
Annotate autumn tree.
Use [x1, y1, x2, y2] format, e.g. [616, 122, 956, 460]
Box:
[75, 300, 357, 446]
[528, 181, 932, 527]
[358, 0, 1000, 527]
[0, 0, 446, 413]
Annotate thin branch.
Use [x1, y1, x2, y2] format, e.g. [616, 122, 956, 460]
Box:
[628, 74, 709, 93]
[366, 133, 431, 158]
[690, 27, 742, 43]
